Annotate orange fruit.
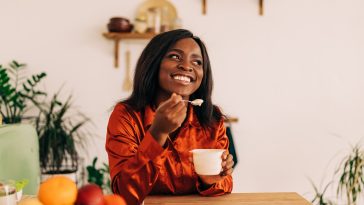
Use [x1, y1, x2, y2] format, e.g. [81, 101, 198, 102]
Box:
[104, 194, 126, 205]
[38, 176, 78, 205]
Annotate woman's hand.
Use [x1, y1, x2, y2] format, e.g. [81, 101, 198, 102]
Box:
[149, 93, 187, 146]
[198, 151, 234, 186]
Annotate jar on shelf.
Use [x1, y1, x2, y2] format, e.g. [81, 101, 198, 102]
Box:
[153, 8, 161, 33]
[160, 6, 170, 32]
[146, 7, 162, 33]
[146, 8, 156, 33]
[173, 17, 182, 30]
[134, 17, 148, 33]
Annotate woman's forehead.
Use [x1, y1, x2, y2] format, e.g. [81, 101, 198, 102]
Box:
[168, 38, 202, 56]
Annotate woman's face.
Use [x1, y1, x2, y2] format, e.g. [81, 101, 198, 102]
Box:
[158, 38, 204, 100]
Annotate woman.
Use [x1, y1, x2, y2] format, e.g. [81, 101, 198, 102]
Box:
[106, 29, 234, 205]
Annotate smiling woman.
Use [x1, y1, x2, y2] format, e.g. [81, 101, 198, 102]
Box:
[105, 29, 234, 205]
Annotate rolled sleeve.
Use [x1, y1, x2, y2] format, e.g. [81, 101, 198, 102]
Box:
[105, 104, 165, 205]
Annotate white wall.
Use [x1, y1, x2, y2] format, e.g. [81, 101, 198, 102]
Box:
[2, 0, 364, 201]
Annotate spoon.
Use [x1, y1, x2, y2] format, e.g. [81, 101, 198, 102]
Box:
[183, 99, 204, 106]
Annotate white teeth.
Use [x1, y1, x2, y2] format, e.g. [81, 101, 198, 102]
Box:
[173, 75, 191, 83]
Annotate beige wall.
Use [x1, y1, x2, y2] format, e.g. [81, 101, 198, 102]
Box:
[2, 0, 364, 201]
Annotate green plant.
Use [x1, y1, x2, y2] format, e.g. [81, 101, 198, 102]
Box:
[310, 179, 336, 205]
[336, 144, 364, 205]
[86, 157, 111, 193]
[35, 91, 90, 174]
[0, 60, 46, 123]
[14, 179, 29, 192]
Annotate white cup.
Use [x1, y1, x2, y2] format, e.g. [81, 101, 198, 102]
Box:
[190, 149, 225, 175]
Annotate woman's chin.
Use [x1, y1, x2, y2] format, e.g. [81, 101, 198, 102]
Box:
[172, 90, 192, 98]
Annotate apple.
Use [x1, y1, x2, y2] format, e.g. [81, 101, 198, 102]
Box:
[75, 184, 105, 205]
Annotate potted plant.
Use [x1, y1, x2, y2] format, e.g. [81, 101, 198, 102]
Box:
[310, 143, 364, 205]
[35, 91, 91, 183]
[0, 60, 46, 124]
[0, 60, 46, 194]
[86, 157, 111, 193]
[336, 144, 364, 205]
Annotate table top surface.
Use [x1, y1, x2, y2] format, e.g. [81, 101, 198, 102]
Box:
[23, 192, 311, 205]
[144, 192, 311, 205]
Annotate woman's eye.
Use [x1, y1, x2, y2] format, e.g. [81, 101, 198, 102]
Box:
[168, 54, 180, 60]
[193, 60, 202, 66]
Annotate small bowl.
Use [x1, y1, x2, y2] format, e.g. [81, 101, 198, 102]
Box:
[107, 17, 133, 32]
[107, 23, 133, 32]
[110, 17, 129, 23]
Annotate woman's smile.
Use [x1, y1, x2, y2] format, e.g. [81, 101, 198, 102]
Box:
[171, 73, 195, 85]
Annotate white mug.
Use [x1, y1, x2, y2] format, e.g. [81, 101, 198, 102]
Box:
[190, 149, 225, 175]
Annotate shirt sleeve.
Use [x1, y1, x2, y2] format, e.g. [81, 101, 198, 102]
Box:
[196, 119, 233, 196]
[105, 104, 165, 205]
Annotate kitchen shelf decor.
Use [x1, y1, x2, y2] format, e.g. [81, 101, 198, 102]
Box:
[103, 32, 155, 68]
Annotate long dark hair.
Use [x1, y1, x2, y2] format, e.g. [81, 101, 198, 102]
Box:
[124, 29, 223, 127]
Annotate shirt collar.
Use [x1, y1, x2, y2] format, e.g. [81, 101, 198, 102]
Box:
[143, 104, 200, 129]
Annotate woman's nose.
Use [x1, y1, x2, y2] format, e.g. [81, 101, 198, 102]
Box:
[177, 63, 193, 72]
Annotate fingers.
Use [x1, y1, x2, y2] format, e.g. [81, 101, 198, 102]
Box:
[221, 168, 234, 176]
[220, 153, 234, 176]
[221, 150, 229, 160]
[152, 93, 187, 134]
[222, 155, 234, 169]
[158, 93, 185, 112]
[157, 93, 187, 120]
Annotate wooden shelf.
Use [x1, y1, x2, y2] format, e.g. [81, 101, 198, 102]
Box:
[103, 32, 156, 68]
[224, 117, 239, 123]
[103, 32, 155, 40]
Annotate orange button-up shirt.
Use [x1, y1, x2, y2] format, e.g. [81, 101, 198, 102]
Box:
[106, 103, 233, 205]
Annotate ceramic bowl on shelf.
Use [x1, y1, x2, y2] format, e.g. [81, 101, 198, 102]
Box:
[107, 17, 133, 33]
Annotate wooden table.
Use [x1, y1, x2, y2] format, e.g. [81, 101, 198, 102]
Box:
[23, 192, 311, 205]
[144, 192, 311, 205]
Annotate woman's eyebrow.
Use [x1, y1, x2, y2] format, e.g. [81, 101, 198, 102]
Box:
[168, 48, 183, 54]
[191, 53, 202, 59]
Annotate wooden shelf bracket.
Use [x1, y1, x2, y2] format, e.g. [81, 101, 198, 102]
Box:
[103, 32, 155, 68]
[259, 0, 264, 16]
[202, 0, 207, 15]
